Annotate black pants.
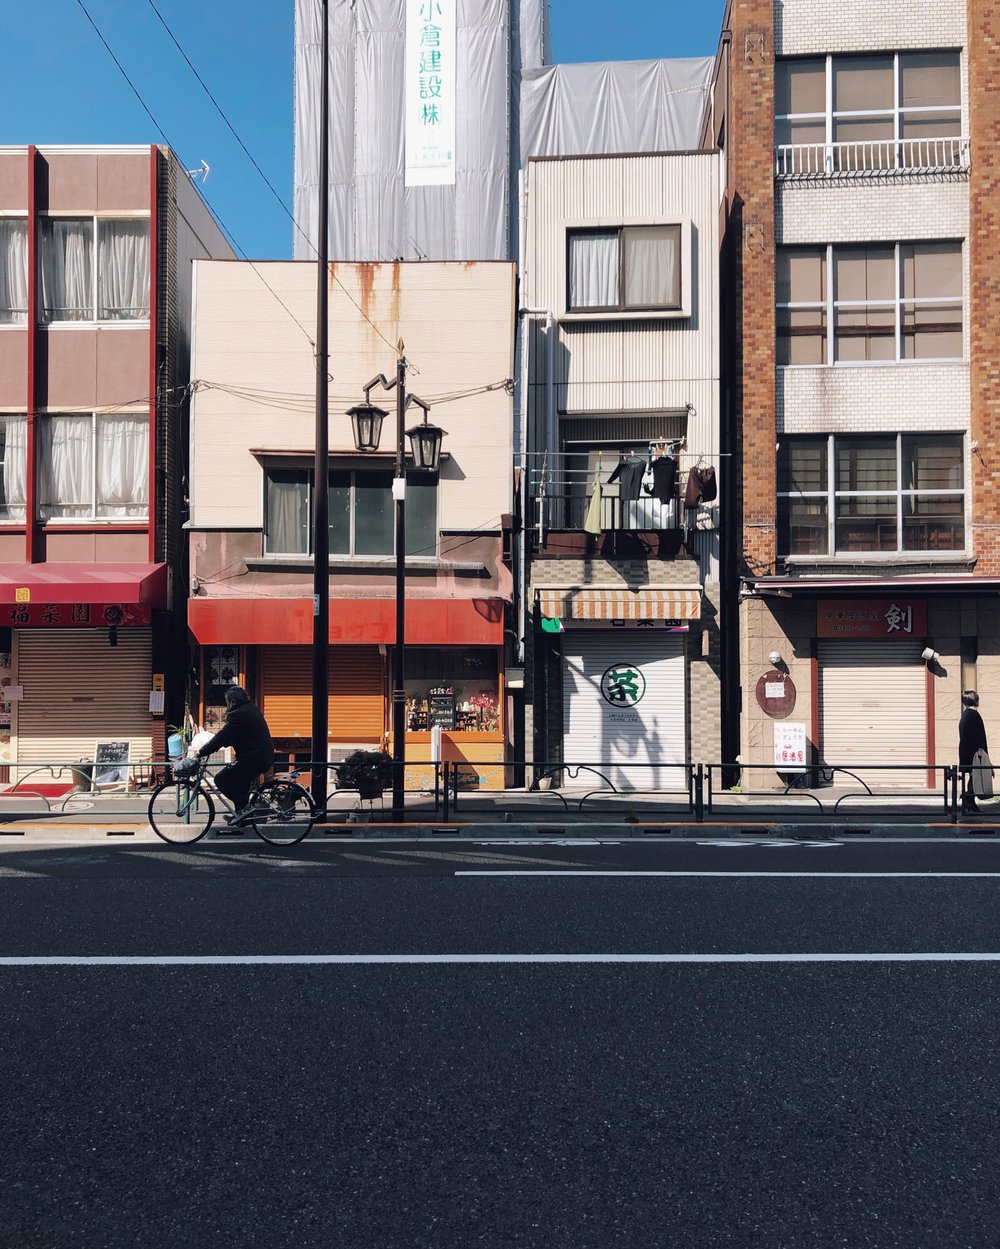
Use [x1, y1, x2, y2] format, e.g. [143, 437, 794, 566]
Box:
[214, 758, 269, 813]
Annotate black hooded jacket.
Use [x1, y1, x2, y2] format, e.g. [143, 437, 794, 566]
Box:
[199, 691, 274, 768]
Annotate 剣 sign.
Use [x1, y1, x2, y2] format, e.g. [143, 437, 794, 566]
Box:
[404, 0, 456, 187]
[816, 599, 927, 639]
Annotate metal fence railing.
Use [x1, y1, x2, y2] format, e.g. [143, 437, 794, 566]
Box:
[775, 136, 970, 179]
[0, 756, 976, 828]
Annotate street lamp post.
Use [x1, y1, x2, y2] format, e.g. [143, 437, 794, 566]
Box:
[348, 347, 445, 823]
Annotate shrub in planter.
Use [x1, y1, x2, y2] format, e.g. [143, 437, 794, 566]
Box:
[335, 750, 394, 799]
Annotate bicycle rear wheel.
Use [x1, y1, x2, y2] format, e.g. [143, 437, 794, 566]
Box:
[148, 780, 215, 844]
[251, 780, 316, 846]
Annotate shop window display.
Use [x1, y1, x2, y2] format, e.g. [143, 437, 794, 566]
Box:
[403, 648, 500, 733]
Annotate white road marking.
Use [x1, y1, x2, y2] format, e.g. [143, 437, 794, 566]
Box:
[3, 952, 1000, 966]
[455, 870, 1000, 878]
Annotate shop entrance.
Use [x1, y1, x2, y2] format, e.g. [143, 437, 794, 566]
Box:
[561, 633, 687, 791]
[818, 639, 928, 787]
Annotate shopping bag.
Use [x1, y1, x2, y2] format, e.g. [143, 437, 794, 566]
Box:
[972, 748, 994, 799]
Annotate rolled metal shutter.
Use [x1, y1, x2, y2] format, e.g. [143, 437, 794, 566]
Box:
[260, 646, 385, 743]
[15, 629, 152, 767]
[561, 633, 687, 791]
[818, 639, 927, 786]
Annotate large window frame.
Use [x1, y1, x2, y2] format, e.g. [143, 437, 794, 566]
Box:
[777, 241, 964, 366]
[563, 221, 689, 318]
[0, 414, 28, 522]
[775, 50, 964, 174]
[777, 433, 966, 558]
[38, 214, 151, 325]
[37, 411, 149, 522]
[264, 466, 439, 559]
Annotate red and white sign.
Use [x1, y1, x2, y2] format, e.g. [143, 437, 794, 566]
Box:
[773, 721, 807, 773]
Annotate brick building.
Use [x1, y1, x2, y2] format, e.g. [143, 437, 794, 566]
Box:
[707, 0, 998, 787]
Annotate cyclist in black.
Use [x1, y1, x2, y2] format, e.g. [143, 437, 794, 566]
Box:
[196, 686, 275, 821]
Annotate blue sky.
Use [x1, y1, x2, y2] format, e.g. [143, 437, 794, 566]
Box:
[3, 0, 726, 258]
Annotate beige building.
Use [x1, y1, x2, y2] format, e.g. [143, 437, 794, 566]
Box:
[187, 259, 516, 787]
[520, 151, 723, 788]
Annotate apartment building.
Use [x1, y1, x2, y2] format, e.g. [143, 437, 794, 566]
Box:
[0, 145, 231, 775]
[186, 259, 516, 788]
[709, 0, 995, 786]
[521, 151, 723, 788]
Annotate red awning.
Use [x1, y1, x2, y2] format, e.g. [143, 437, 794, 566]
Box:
[189, 596, 505, 646]
[0, 563, 168, 607]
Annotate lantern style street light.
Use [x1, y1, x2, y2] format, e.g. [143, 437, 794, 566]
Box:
[348, 347, 447, 822]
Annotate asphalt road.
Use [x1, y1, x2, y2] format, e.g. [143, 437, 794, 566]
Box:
[4, 837, 1000, 1248]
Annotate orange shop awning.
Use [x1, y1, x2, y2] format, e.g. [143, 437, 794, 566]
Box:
[0, 562, 168, 607]
[189, 596, 505, 646]
[537, 587, 701, 622]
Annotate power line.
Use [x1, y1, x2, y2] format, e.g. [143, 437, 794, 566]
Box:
[142, 0, 407, 362]
[74, 0, 317, 352]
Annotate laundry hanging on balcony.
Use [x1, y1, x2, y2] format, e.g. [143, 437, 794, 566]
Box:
[583, 467, 603, 535]
[683, 465, 717, 507]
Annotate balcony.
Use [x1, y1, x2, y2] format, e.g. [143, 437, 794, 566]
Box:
[525, 457, 687, 560]
[775, 136, 970, 180]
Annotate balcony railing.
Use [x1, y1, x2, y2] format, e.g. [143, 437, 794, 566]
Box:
[775, 136, 970, 179]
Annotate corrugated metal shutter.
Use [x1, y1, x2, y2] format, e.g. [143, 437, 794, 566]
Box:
[561, 633, 687, 791]
[15, 629, 152, 767]
[818, 639, 927, 786]
[260, 646, 385, 742]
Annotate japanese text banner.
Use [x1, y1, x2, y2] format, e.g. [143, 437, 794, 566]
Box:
[405, 0, 456, 187]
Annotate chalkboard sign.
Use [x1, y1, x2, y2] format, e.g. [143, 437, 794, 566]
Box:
[428, 690, 455, 731]
[93, 740, 131, 788]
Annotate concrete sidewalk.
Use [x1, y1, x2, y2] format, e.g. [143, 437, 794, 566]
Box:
[0, 783, 994, 840]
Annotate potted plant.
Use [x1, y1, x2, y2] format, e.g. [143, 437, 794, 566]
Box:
[166, 722, 193, 761]
[335, 749, 394, 800]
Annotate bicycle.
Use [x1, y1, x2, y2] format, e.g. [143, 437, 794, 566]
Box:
[147, 757, 318, 847]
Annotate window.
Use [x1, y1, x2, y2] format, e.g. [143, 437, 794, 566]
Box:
[0, 220, 28, 325]
[775, 51, 963, 173]
[264, 468, 438, 558]
[778, 434, 964, 556]
[568, 225, 682, 311]
[39, 217, 150, 323]
[38, 413, 148, 520]
[0, 415, 27, 521]
[777, 242, 963, 365]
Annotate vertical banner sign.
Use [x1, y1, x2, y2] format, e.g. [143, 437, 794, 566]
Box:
[405, 0, 456, 187]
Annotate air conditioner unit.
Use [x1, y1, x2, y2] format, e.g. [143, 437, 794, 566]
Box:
[327, 743, 372, 764]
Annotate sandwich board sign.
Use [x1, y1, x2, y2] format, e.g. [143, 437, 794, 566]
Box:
[93, 741, 130, 788]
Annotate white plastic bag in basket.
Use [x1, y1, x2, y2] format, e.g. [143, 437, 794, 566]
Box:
[189, 730, 216, 757]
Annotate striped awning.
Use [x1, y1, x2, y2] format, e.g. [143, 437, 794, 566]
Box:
[536, 587, 701, 622]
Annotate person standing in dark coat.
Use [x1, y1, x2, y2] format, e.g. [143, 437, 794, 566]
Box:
[959, 689, 989, 814]
[196, 686, 275, 819]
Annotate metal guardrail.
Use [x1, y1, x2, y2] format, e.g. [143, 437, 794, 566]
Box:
[0, 756, 977, 828]
[775, 136, 970, 178]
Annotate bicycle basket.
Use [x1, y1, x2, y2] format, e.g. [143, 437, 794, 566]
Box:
[172, 756, 200, 778]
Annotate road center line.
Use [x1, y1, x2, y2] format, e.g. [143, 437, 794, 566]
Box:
[4, 952, 1000, 966]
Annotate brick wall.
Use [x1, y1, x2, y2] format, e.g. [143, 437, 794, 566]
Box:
[729, 0, 777, 576]
[777, 182, 969, 246]
[775, 0, 966, 55]
[778, 364, 970, 434]
[970, 3, 1000, 573]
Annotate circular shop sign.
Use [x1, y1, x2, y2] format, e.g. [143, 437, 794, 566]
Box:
[600, 663, 647, 708]
[755, 669, 797, 718]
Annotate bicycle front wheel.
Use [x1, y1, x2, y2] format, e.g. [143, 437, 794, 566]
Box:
[251, 780, 316, 847]
[148, 780, 215, 844]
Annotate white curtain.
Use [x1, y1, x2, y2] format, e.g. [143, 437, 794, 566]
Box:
[98, 220, 150, 320]
[569, 233, 619, 308]
[625, 227, 680, 308]
[0, 221, 28, 325]
[98, 416, 147, 517]
[39, 415, 92, 517]
[1, 416, 27, 521]
[40, 220, 93, 322]
[266, 476, 309, 552]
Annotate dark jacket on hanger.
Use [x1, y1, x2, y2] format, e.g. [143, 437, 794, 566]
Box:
[684, 466, 717, 508]
[651, 456, 676, 505]
[607, 454, 646, 501]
